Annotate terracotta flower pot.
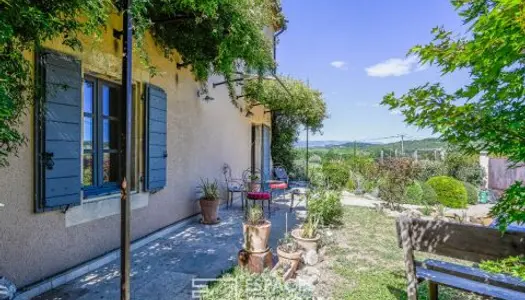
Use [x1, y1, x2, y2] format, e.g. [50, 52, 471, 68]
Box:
[291, 228, 320, 251]
[199, 199, 219, 224]
[277, 246, 302, 266]
[243, 221, 271, 253]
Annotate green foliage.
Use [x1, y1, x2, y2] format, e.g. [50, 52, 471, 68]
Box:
[444, 151, 484, 186]
[381, 0, 525, 229]
[197, 178, 220, 200]
[201, 268, 312, 300]
[426, 176, 467, 208]
[307, 166, 325, 190]
[420, 181, 439, 205]
[244, 205, 265, 225]
[479, 256, 525, 281]
[404, 181, 424, 205]
[0, 0, 284, 167]
[321, 162, 349, 190]
[463, 181, 479, 205]
[491, 182, 525, 232]
[301, 215, 320, 239]
[346, 178, 357, 191]
[417, 160, 447, 182]
[307, 190, 343, 226]
[0, 0, 112, 167]
[378, 158, 420, 206]
[245, 77, 327, 172]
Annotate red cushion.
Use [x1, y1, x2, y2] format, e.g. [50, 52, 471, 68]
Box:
[270, 183, 287, 190]
[246, 192, 271, 200]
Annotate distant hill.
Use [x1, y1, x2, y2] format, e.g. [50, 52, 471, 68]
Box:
[339, 138, 446, 152]
[294, 140, 351, 148]
[295, 138, 447, 156]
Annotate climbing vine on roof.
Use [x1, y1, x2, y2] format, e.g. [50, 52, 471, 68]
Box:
[0, 0, 284, 167]
[244, 77, 327, 131]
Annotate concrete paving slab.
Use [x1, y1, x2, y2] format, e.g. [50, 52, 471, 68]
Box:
[34, 195, 301, 300]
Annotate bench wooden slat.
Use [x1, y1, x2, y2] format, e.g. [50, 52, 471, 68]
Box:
[396, 218, 525, 262]
[422, 259, 525, 293]
[416, 267, 525, 300]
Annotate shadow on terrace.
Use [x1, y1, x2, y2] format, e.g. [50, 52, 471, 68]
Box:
[34, 196, 304, 300]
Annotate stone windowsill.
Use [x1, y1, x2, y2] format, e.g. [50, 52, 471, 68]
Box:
[65, 192, 149, 227]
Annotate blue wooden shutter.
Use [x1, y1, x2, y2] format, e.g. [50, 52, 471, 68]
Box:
[35, 51, 82, 210]
[144, 84, 167, 192]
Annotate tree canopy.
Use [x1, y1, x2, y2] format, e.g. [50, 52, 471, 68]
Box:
[0, 0, 283, 167]
[244, 77, 327, 172]
[381, 0, 525, 230]
[244, 77, 327, 132]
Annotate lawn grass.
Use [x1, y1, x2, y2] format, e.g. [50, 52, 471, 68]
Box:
[323, 206, 481, 300]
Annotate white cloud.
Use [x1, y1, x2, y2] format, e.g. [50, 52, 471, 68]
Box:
[365, 56, 427, 77]
[330, 61, 347, 70]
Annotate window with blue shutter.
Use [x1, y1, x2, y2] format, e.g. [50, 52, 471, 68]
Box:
[144, 84, 167, 192]
[35, 51, 82, 211]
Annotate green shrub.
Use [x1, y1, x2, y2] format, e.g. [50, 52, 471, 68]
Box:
[404, 181, 424, 204]
[378, 158, 420, 205]
[362, 179, 378, 193]
[417, 160, 446, 182]
[457, 166, 485, 186]
[426, 176, 468, 208]
[346, 178, 357, 190]
[322, 162, 349, 190]
[420, 182, 439, 205]
[444, 151, 485, 185]
[201, 268, 312, 299]
[463, 181, 479, 205]
[479, 256, 525, 281]
[308, 190, 343, 225]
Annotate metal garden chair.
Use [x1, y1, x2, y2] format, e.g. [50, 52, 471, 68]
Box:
[222, 164, 244, 209]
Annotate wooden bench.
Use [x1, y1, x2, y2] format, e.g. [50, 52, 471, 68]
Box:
[396, 216, 525, 300]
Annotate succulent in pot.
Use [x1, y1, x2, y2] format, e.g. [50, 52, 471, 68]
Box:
[291, 216, 321, 251]
[277, 233, 302, 265]
[197, 178, 220, 224]
[243, 205, 271, 253]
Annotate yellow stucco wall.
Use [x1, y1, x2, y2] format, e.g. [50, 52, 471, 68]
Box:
[0, 14, 272, 287]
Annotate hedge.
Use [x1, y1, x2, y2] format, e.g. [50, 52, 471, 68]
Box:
[426, 176, 468, 208]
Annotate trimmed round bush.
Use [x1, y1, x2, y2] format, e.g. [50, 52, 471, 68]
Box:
[463, 181, 479, 205]
[420, 182, 439, 205]
[426, 176, 468, 208]
[404, 181, 424, 204]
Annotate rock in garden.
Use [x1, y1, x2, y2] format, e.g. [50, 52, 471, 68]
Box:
[295, 266, 320, 290]
[303, 249, 319, 266]
[0, 277, 16, 300]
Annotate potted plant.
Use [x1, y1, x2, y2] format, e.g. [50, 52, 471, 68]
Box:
[197, 178, 220, 224]
[248, 174, 261, 192]
[277, 233, 302, 265]
[291, 216, 321, 251]
[243, 205, 271, 252]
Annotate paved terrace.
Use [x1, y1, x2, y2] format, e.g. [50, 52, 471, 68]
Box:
[32, 195, 305, 300]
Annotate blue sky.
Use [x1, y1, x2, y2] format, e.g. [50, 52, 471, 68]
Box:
[277, 0, 469, 143]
